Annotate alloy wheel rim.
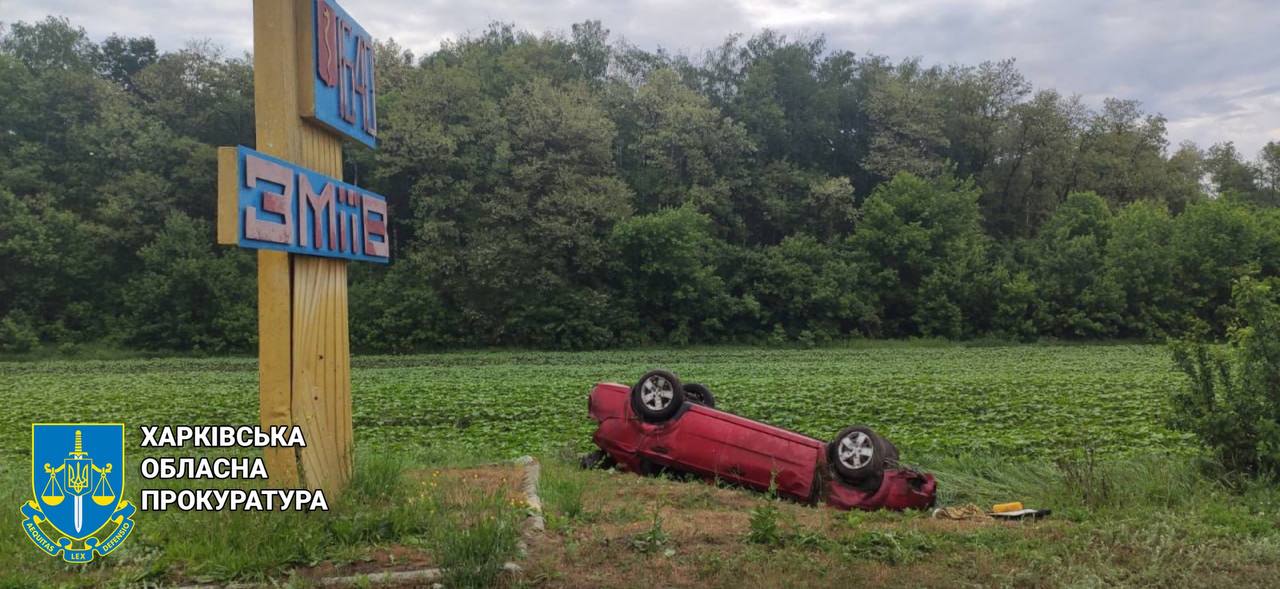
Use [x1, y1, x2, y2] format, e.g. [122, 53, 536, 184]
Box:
[640, 376, 674, 410]
[838, 432, 875, 469]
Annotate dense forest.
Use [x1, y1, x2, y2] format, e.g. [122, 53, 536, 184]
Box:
[1, 17, 1279, 353]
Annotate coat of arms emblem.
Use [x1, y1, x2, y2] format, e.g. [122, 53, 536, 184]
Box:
[22, 424, 135, 562]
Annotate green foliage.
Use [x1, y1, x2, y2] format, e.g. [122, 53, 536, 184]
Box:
[1171, 277, 1280, 475]
[1032, 191, 1123, 337]
[1072, 99, 1176, 208]
[0, 445, 526, 587]
[1206, 142, 1260, 199]
[346, 449, 410, 503]
[839, 529, 936, 564]
[0, 18, 253, 351]
[863, 61, 949, 180]
[540, 461, 589, 524]
[430, 490, 521, 589]
[1, 17, 1277, 350]
[0, 16, 98, 72]
[851, 173, 987, 337]
[1106, 201, 1179, 337]
[0, 311, 39, 353]
[608, 206, 732, 344]
[1172, 200, 1265, 335]
[744, 234, 872, 341]
[348, 258, 458, 353]
[0, 344, 1196, 461]
[986, 264, 1039, 340]
[401, 73, 633, 349]
[746, 502, 783, 546]
[614, 68, 753, 216]
[980, 90, 1082, 238]
[121, 214, 256, 352]
[630, 504, 669, 554]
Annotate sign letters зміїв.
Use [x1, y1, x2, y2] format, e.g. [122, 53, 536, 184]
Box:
[229, 145, 389, 263]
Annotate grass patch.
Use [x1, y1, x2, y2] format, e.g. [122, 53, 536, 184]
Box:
[539, 460, 591, 531]
[2, 346, 1276, 586]
[628, 504, 670, 555]
[525, 451, 1280, 588]
[0, 344, 1195, 459]
[0, 451, 524, 588]
[430, 489, 521, 589]
[746, 502, 783, 546]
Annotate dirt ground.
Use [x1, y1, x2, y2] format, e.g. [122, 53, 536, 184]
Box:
[298, 463, 526, 582]
[518, 466, 1058, 589]
[227, 460, 1278, 588]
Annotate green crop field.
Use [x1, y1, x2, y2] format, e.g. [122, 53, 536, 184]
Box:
[0, 344, 1193, 461]
[10, 344, 1280, 589]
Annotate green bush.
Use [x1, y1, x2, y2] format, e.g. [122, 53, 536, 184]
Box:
[1171, 277, 1280, 475]
[1033, 191, 1124, 338]
[0, 311, 39, 353]
[746, 502, 783, 546]
[607, 206, 734, 344]
[121, 213, 256, 352]
[850, 173, 988, 338]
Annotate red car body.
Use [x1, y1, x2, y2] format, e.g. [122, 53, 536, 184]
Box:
[588, 382, 937, 511]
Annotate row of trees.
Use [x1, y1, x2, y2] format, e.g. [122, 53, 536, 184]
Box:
[1, 18, 1278, 352]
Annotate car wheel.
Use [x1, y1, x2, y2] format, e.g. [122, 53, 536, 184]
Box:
[684, 383, 717, 408]
[829, 425, 888, 483]
[852, 470, 884, 493]
[882, 438, 900, 467]
[631, 370, 685, 422]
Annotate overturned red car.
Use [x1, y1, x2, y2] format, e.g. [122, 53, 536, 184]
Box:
[584, 370, 936, 511]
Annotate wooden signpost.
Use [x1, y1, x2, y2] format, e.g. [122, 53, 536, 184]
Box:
[217, 0, 387, 496]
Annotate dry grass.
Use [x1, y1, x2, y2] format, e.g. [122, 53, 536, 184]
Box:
[515, 459, 1280, 589]
[298, 463, 526, 581]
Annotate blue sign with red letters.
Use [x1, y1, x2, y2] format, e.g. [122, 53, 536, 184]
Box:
[308, 0, 377, 148]
[230, 145, 389, 263]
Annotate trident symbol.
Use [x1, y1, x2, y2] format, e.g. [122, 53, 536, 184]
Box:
[67, 461, 90, 493]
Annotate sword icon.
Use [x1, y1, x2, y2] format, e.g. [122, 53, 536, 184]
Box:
[75, 488, 83, 533]
[64, 430, 92, 533]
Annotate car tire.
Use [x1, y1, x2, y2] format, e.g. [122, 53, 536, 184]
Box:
[852, 470, 884, 493]
[882, 438, 900, 467]
[684, 383, 717, 408]
[631, 370, 685, 422]
[829, 425, 888, 483]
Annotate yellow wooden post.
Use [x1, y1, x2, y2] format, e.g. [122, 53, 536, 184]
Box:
[219, 0, 382, 495]
[249, 0, 352, 494]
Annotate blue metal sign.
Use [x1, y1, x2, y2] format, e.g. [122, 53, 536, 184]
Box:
[228, 145, 389, 263]
[307, 0, 377, 148]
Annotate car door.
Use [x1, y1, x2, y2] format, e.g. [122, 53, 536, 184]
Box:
[710, 413, 822, 502]
[637, 404, 729, 479]
[638, 404, 821, 502]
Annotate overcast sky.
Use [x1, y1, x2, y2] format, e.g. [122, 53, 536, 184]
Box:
[7, 0, 1278, 157]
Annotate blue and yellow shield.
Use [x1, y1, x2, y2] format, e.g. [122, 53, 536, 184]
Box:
[23, 424, 135, 563]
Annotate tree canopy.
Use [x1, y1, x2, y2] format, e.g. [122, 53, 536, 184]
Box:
[2, 16, 1278, 353]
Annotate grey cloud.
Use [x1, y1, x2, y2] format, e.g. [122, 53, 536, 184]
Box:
[6, 1, 254, 56]
[6, 0, 1277, 155]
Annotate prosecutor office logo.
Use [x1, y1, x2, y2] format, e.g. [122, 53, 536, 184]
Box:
[22, 424, 136, 562]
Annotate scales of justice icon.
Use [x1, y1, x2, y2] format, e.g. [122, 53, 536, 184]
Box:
[40, 430, 116, 533]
